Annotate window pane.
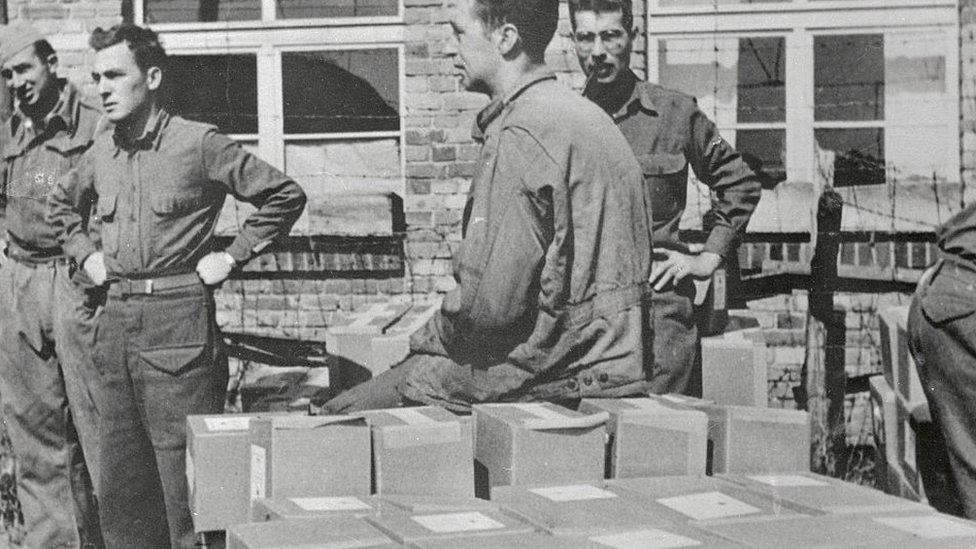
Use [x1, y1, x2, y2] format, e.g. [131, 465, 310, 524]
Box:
[143, 0, 260, 23]
[282, 49, 399, 134]
[737, 37, 785, 123]
[735, 129, 785, 183]
[658, 36, 784, 127]
[815, 34, 884, 121]
[163, 55, 258, 134]
[815, 128, 885, 187]
[276, 0, 397, 18]
[285, 138, 401, 235]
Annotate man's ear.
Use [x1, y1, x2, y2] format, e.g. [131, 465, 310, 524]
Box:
[495, 22, 521, 58]
[45, 54, 58, 72]
[146, 66, 163, 91]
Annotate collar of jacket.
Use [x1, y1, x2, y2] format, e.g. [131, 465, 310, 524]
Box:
[471, 68, 557, 142]
[611, 70, 659, 120]
[113, 107, 169, 154]
[6, 79, 75, 151]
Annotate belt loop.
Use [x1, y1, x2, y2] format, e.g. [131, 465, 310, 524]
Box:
[145, 279, 153, 294]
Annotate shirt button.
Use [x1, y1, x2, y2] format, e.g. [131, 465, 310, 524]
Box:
[566, 379, 579, 391]
[598, 373, 609, 383]
[582, 376, 593, 386]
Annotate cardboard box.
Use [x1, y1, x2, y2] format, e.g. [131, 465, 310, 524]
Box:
[361, 406, 473, 497]
[187, 413, 287, 532]
[700, 327, 767, 407]
[608, 475, 815, 524]
[869, 375, 925, 501]
[647, 396, 809, 474]
[878, 306, 926, 410]
[862, 511, 976, 548]
[413, 525, 738, 549]
[365, 509, 535, 543]
[250, 495, 398, 521]
[248, 415, 371, 502]
[473, 402, 608, 490]
[377, 494, 496, 513]
[490, 482, 673, 535]
[698, 514, 913, 548]
[718, 472, 928, 515]
[225, 516, 397, 549]
[326, 300, 441, 377]
[578, 398, 707, 478]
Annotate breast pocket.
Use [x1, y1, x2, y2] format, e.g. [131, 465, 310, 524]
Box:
[95, 193, 119, 256]
[639, 153, 688, 221]
[151, 189, 207, 217]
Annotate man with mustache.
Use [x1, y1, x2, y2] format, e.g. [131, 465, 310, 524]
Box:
[570, 0, 762, 397]
[322, 0, 654, 413]
[0, 22, 105, 548]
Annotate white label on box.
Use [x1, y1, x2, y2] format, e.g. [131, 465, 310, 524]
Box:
[656, 492, 761, 521]
[590, 529, 703, 548]
[386, 408, 439, 425]
[511, 403, 569, 421]
[411, 512, 506, 533]
[623, 399, 668, 412]
[748, 475, 829, 487]
[204, 416, 252, 431]
[250, 444, 266, 501]
[289, 496, 372, 512]
[530, 485, 619, 502]
[874, 516, 976, 539]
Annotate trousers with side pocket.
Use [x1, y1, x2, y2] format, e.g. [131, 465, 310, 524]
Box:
[0, 259, 103, 549]
[92, 281, 227, 549]
[907, 257, 976, 519]
[646, 279, 702, 398]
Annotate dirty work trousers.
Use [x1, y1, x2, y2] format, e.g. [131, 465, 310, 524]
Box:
[646, 279, 702, 398]
[907, 257, 976, 519]
[0, 258, 102, 548]
[93, 279, 226, 549]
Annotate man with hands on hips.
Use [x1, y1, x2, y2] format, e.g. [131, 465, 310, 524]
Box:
[48, 23, 306, 549]
[570, 0, 762, 397]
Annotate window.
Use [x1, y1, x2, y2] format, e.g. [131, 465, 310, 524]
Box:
[142, 0, 399, 24]
[142, 0, 405, 237]
[649, 0, 958, 232]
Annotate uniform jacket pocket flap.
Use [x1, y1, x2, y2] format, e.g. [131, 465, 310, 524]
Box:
[639, 153, 687, 176]
[140, 343, 207, 375]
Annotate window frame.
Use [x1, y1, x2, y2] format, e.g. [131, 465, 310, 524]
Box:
[135, 0, 403, 31]
[647, 2, 959, 188]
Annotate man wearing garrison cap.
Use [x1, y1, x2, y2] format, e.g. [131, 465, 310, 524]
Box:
[0, 21, 105, 548]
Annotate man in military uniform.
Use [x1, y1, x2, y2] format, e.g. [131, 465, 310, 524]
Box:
[48, 24, 306, 548]
[0, 22, 104, 548]
[323, 0, 654, 414]
[570, 0, 762, 396]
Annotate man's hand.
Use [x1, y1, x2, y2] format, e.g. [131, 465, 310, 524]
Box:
[650, 249, 722, 292]
[83, 252, 108, 286]
[196, 251, 235, 286]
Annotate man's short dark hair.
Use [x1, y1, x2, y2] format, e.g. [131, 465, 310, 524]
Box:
[89, 24, 167, 73]
[471, 0, 558, 62]
[33, 40, 55, 61]
[567, 0, 634, 32]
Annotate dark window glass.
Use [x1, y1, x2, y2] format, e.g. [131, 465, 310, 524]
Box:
[815, 128, 885, 186]
[737, 37, 785, 123]
[276, 0, 397, 18]
[162, 55, 258, 134]
[815, 34, 884, 121]
[144, 0, 260, 23]
[282, 49, 399, 134]
[736, 129, 786, 184]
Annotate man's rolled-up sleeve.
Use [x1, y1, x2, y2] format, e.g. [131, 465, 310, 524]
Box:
[202, 129, 307, 264]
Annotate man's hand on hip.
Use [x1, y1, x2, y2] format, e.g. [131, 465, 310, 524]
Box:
[196, 251, 236, 285]
[83, 252, 108, 286]
[650, 249, 722, 292]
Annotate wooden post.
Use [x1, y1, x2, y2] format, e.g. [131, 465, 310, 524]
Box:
[797, 189, 848, 476]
